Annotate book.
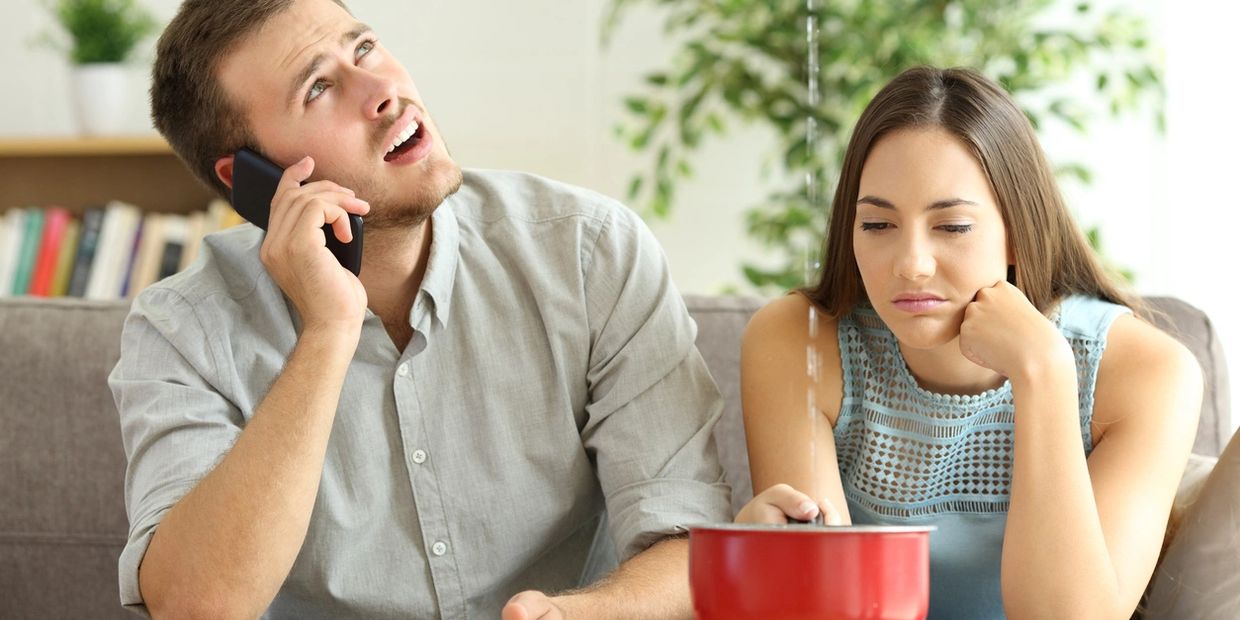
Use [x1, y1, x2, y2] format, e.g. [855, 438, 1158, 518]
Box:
[179, 210, 206, 271]
[128, 212, 165, 295]
[118, 209, 146, 298]
[85, 201, 140, 300]
[67, 208, 105, 298]
[158, 214, 189, 281]
[28, 207, 71, 297]
[0, 208, 24, 296]
[50, 218, 81, 297]
[11, 208, 44, 296]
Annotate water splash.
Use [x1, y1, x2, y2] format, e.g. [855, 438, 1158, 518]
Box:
[804, 0, 823, 513]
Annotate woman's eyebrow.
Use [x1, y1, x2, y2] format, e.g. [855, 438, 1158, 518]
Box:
[856, 195, 978, 210]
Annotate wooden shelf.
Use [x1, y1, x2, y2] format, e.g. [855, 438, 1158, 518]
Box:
[0, 135, 216, 214]
[0, 136, 174, 157]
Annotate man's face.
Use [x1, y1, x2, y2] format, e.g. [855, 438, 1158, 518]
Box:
[217, 0, 461, 229]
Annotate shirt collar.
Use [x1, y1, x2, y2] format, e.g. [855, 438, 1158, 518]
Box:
[416, 200, 460, 328]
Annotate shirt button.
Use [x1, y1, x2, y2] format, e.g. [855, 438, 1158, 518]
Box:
[397, 363, 409, 377]
[412, 449, 427, 464]
[431, 541, 448, 556]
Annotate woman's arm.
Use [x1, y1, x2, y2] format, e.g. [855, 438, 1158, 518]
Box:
[737, 294, 852, 525]
[961, 286, 1202, 619]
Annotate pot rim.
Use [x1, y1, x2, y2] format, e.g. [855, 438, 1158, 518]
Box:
[689, 523, 936, 534]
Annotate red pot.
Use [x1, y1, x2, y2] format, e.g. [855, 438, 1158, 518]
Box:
[689, 524, 933, 620]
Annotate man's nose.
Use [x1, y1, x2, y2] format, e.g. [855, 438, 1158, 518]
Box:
[360, 72, 400, 120]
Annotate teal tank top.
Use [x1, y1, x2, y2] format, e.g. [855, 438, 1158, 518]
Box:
[834, 295, 1131, 619]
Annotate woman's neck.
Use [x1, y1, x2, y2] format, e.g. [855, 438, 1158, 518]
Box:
[898, 338, 1008, 396]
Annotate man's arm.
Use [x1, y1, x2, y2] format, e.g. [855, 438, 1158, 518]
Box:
[138, 326, 356, 619]
[504, 536, 692, 620]
[128, 157, 371, 619]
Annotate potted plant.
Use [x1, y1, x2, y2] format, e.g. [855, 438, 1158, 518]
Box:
[604, 1, 1162, 291]
[41, 0, 158, 135]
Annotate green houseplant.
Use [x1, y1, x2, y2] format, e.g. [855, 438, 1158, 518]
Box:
[40, 0, 158, 135]
[604, 0, 1161, 291]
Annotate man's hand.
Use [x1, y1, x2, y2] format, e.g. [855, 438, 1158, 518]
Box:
[262, 155, 371, 335]
[502, 590, 566, 620]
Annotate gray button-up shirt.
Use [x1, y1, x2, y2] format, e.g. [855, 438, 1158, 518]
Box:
[110, 169, 732, 618]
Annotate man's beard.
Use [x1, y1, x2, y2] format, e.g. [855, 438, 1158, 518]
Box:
[345, 155, 464, 231]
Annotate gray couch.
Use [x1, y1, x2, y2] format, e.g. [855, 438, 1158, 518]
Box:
[0, 295, 1232, 618]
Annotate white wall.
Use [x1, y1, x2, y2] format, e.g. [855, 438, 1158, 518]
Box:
[3, 0, 1235, 433]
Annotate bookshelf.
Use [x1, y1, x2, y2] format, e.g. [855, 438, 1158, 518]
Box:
[0, 136, 216, 214]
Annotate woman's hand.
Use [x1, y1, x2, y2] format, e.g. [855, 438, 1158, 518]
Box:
[958, 280, 1073, 382]
[735, 483, 844, 525]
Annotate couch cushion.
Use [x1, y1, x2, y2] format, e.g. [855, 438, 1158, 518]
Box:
[1144, 430, 1240, 618]
[1143, 296, 1232, 457]
[0, 297, 132, 619]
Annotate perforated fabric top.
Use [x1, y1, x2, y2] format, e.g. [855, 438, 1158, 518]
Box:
[834, 294, 1130, 618]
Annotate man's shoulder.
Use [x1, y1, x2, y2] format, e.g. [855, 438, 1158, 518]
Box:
[453, 168, 632, 226]
[136, 224, 270, 309]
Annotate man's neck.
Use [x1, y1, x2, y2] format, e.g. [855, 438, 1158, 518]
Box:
[358, 218, 433, 329]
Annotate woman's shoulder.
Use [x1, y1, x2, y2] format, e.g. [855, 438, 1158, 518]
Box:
[743, 292, 841, 351]
[1092, 311, 1203, 435]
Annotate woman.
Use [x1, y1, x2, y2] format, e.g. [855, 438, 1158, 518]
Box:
[735, 67, 1202, 618]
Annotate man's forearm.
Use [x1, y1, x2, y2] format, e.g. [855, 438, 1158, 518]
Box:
[554, 536, 694, 620]
[139, 327, 358, 619]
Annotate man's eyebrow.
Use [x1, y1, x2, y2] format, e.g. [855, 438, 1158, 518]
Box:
[287, 23, 374, 107]
[856, 196, 978, 210]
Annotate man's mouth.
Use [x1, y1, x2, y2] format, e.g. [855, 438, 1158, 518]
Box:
[384, 118, 424, 162]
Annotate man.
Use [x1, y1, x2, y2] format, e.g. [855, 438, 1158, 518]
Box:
[109, 0, 732, 617]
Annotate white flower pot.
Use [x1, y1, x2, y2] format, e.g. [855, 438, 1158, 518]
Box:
[70, 63, 129, 136]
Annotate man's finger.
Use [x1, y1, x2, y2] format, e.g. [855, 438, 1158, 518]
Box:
[278, 155, 315, 192]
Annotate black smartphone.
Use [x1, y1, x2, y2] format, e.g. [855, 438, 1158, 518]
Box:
[231, 147, 364, 276]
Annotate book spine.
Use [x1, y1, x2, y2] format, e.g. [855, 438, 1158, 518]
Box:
[11, 208, 44, 296]
[68, 208, 104, 298]
[0, 209, 24, 296]
[29, 207, 71, 297]
[50, 219, 81, 297]
[118, 210, 145, 298]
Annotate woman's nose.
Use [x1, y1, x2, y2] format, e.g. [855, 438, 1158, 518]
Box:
[893, 233, 935, 280]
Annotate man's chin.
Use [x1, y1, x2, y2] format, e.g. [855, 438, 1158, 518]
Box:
[368, 161, 463, 230]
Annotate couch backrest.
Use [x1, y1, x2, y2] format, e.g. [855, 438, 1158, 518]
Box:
[0, 297, 132, 619]
[0, 294, 1230, 616]
[683, 294, 1233, 515]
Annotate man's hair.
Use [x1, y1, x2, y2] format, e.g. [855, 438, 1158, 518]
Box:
[150, 0, 351, 199]
[802, 66, 1144, 318]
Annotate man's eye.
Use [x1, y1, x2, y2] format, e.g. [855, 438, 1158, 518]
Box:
[859, 222, 890, 231]
[356, 39, 375, 60]
[306, 79, 328, 103]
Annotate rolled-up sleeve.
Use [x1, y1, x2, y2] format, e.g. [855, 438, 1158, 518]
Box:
[581, 206, 732, 561]
[108, 287, 245, 613]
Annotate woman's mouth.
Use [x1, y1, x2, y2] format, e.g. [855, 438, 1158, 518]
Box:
[891, 296, 946, 314]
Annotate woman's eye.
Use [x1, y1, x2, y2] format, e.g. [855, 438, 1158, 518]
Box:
[306, 79, 328, 103]
[356, 39, 375, 61]
[938, 224, 973, 234]
[859, 222, 890, 232]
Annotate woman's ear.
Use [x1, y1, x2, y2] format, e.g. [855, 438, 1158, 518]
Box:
[215, 155, 236, 189]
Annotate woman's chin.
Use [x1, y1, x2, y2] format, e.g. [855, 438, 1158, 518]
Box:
[877, 311, 961, 350]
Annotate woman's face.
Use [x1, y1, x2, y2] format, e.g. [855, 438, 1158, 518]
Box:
[853, 127, 1010, 350]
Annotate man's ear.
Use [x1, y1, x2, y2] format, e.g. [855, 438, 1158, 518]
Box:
[215, 155, 236, 190]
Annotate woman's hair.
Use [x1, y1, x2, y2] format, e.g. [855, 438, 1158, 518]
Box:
[802, 66, 1143, 317]
[150, 0, 352, 200]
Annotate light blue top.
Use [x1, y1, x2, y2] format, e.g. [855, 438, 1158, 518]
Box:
[835, 295, 1131, 619]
